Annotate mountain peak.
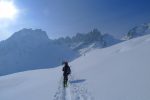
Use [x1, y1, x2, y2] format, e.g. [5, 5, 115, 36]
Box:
[124, 23, 150, 40]
[8, 28, 49, 42]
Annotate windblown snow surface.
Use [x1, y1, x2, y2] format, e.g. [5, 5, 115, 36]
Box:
[0, 34, 150, 100]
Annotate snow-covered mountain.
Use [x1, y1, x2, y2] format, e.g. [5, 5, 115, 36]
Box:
[0, 34, 150, 100]
[0, 28, 78, 76]
[53, 29, 120, 54]
[1, 22, 149, 76]
[123, 23, 150, 40]
[0, 28, 121, 76]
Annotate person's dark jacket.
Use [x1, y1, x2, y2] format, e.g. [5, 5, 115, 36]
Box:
[62, 65, 71, 76]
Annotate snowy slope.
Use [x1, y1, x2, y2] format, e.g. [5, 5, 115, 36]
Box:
[0, 34, 150, 100]
[71, 34, 150, 100]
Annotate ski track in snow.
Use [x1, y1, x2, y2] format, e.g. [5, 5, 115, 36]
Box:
[65, 87, 72, 100]
[53, 74, 94, 100]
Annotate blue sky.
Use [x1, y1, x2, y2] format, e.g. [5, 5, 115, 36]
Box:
[0, 0, 150, 40]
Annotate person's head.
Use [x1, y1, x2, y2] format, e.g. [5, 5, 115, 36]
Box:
[62, 61, 68, 66]
[64, 61, 68, 66]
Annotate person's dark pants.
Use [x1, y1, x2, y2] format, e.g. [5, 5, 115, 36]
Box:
[63, 75, 68, 87]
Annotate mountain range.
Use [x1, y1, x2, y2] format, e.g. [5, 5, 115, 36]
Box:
[0, 22, 150, 76]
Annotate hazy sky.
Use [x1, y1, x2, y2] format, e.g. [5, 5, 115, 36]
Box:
[0, 0, 150, 40]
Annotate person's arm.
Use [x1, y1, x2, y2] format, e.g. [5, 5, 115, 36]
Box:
[70, 67, 71, 74]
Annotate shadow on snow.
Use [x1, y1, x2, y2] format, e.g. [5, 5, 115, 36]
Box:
[69, 79, 86, 84]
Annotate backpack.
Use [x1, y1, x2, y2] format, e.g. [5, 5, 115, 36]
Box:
[67, 67, 71, 75]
